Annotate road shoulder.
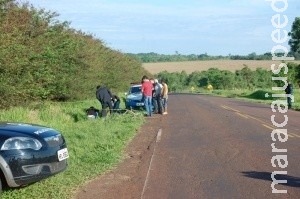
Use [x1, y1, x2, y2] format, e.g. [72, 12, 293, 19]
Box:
[74, 115, 164, 199]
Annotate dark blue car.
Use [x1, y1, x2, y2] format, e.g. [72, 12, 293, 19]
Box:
[0, 122, 69, 193]
[125, 84, 144, 109]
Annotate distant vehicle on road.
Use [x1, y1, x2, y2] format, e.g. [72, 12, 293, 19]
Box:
[0, 122, 69, 193]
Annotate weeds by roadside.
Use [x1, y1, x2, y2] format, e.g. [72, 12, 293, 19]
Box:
[191, 88, 299, 110]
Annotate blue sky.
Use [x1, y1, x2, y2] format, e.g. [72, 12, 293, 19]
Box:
[24, 0, 300, 55]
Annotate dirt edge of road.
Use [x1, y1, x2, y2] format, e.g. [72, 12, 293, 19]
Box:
[74, 115, 164, 199]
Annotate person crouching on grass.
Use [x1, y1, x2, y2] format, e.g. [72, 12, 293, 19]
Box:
[141, 76, 153, 117]
[111, 94, 120, 113]
[86, 106, 100, 119]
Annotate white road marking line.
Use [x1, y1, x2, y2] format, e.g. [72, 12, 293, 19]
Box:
[141, 129, 162, 199]
[157, 129, 162, 142]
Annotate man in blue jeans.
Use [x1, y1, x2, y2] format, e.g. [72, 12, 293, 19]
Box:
[141, 76, 153, 116]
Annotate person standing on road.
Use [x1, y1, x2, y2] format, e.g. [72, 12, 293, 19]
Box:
[161, 79, 169, 115]
[96, 85, 113, 117]
[285, 81, 293, 109]
[141, 76, 153, 117]
[153, 79, 163, 114]
[149, 78, 157, 113]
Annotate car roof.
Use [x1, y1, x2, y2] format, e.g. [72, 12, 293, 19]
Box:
[131, 84, 141, 87]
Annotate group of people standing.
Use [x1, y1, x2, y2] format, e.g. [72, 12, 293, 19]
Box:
[141, 75, 168, 117]
[90, 77, 169, 119]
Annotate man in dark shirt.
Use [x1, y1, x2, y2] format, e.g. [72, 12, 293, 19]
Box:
[285, 82, 293, 109]
[96, 85, 113, 117]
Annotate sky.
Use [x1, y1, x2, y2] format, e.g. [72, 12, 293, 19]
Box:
[22, 0, 300, 56]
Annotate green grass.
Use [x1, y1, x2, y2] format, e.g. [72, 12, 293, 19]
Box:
[0, 99, 144, 199]
[194, 88, 299, 110]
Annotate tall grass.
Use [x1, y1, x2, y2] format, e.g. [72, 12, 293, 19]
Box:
[194, 88, 299, 110]
[0, 100, 144, 199]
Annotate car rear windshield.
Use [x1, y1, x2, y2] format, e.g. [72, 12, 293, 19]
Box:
[130, 86, 141, 93]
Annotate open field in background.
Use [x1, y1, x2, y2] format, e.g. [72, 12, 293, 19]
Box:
[143, 60, 300, 74]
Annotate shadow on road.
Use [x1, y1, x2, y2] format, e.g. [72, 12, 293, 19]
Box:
[241, 171, 300, 188]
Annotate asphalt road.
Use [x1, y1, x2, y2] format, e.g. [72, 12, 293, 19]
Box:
[76, 94, 300, 199]
[143, 94, 300, 199]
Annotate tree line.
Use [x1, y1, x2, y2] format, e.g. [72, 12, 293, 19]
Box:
[0, 0, 150, 109]
[128, 52, 298, 63]
[156, 62, 300, 92]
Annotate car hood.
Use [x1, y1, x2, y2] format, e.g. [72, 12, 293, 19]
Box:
[0, 122, 60, 138]
[127, 93, 143, 101]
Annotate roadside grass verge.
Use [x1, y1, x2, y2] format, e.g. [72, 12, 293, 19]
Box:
[0, 99, 144, 199]
[195, 88, 299, 110]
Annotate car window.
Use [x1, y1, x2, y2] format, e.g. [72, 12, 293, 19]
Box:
[130, 86, 141, 93]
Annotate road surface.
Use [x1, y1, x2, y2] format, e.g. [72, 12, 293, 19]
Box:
[76, 94, 300, 199]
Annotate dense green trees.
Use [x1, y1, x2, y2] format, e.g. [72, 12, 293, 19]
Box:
[289, 17, 300, 59]
[157, 63, 299, 92]
[0, 1, 149, 108]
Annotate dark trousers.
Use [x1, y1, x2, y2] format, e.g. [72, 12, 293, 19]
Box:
[153, 97, 163, 114]
[101, 101, 113, 117]
[287, 97, 292, 109]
